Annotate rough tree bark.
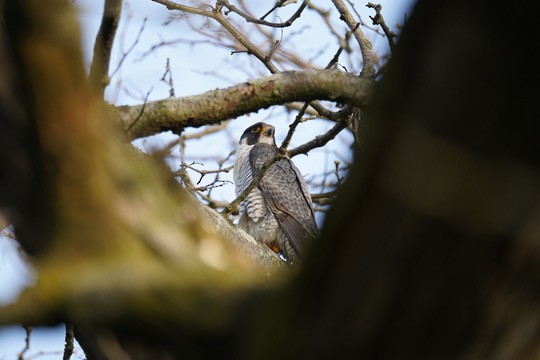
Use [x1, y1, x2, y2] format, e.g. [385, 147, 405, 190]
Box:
[1, 0, 539, 359]
[113, 70, 372, 140]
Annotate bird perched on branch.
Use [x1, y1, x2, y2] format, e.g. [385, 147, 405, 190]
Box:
[233, 122, 319, 264]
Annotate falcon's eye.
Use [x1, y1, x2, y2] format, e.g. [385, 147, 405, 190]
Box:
[252, 126, 261, 132]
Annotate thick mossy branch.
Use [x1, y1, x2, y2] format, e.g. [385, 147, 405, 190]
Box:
[114, 69, 373, 140]
[0, 247, 286, 327]
[0, 0, 285, 329]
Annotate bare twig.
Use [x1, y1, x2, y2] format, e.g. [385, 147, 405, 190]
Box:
[176, 123, 232, 189]
[175, 167, 232, 210]
[26, 351, 64, 360]
[366, 2, 396, 51]
[266, 39, 281, 62]
[333, 160, 343, 185]
[280, 102, 310, 150]
[260, 0, 298, 21]
[284, 102, 319, 116]
[345, 0, 384, 35]
[307, 2, 351, 52]
[18, 326, 31, 360]
[179, 162, 234, 185]
[272, 33, 348, 137]
[325, 22, 358, 69]
[136, 38, 199, 61]
[219, 0, 308, 28]
[331, 0, 375, 77]
[152, 0, 279, 73]
[289, 107, 352, 157]
[150, 0, 213, 17]
[282, 26, 357, 125]
[182, 122, 229, 141]
[173, 123, 235, 206]
[212, 10, 279, 73]
[183, 178, 232, 192]
[109, 17, 147, 80]
[161, 58, 175, 97]
[62, 323, 75, 360]
[126, 86, 153, 132]
[89, 0, 123, 95]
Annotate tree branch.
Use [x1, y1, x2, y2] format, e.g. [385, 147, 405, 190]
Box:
[151, 0, 280, 73]
[289, 112, 351, 157]
[150, 0, 213, 17]
[88, 0, 123, 96]
[218, 0, 308, 28]
[114, 69, 372, 140]
[331, 0, 375, 77]
[190, 191, 284, 272]
[366, 2, 396, 51]
[63, 323, 75, 360]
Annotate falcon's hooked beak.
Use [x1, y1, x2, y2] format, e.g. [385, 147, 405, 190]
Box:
[259, 125, 275, 145]
[262, 125, 273, 137]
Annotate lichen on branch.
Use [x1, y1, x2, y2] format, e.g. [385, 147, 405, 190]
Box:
[114, 69, 373, 140]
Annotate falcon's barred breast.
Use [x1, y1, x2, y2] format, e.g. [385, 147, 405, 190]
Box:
[233, 122, 319, 264]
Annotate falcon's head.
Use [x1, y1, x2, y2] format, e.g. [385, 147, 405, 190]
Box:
[239, 122, 276, 146]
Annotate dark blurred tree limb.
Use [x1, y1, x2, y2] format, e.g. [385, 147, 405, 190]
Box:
[269, 0, 540, 358]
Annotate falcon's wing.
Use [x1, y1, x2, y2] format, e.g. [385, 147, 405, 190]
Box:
[249, 143, 319, 260]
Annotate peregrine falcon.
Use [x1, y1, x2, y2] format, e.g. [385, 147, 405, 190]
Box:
[233, 122, 319, 264]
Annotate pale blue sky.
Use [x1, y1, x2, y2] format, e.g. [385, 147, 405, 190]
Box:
[0, 1, 415, 358]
